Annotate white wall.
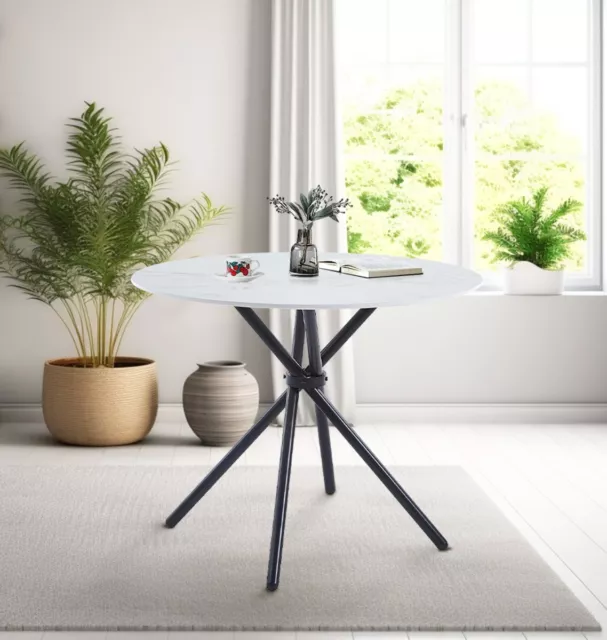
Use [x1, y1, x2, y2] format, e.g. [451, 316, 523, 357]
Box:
[0, 0, 273, 404]
[354, 295, 607, 404]
[1, 0, 606, 410]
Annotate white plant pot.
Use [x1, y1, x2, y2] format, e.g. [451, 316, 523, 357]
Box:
[502, 261, 564, 295]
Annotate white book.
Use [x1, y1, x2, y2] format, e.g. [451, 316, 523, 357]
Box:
[318, 256, 423, 279]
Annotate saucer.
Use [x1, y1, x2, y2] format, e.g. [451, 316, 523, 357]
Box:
[214, 271, 264, 283]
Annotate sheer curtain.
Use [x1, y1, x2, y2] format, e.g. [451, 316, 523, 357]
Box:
[269, 0, 356, 425]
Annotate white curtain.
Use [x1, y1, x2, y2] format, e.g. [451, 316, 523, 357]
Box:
[269, 0, 356, 425]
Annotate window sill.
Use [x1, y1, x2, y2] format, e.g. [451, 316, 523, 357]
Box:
[468, 289, 606, 297]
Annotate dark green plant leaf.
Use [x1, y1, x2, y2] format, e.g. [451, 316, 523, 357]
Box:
[0, 102, 228, 359]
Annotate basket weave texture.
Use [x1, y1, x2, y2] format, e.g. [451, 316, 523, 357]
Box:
[42, 357, 158, 446]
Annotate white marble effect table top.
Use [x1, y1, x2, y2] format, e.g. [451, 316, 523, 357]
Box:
[131, 252, 482, 310]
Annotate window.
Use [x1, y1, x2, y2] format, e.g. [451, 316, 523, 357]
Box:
[337, 0, 602, 290]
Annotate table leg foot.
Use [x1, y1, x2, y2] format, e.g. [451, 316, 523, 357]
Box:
[307, 387, 449, 551]
[164, 393, 287, 528]
[266, 386, 299, 591]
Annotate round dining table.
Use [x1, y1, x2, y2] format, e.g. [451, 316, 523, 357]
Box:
[132, 252, 482, 591]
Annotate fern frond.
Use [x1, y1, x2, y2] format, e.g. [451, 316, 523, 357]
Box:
[482, 187, 586, 270]
[540, 198, 582, 230]
[0, 102, 228, 366]
[0, 143, 52, 199]
[66, 101, 123, 197]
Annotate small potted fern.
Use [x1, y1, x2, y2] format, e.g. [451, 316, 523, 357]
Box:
[482, 187, 585, 295]
[0, 103, 227, 445]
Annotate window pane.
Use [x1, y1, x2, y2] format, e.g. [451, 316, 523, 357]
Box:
[470, 1, 590, 275]
[388, 65, 443, 91]
[532, 0, 588, 63]
[339, 0, 446, 260]
[388, 0, 445, 63]
[336, 0, 388, 64]
[474, 69, 586, 157]
[341, 66, 390, 111]
[346, 156, 443, 259]
[472, 0, 529, 64]
[532, 68, 588, 154]
[475, 66, 529, 99]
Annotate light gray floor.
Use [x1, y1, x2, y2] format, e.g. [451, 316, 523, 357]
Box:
[0, 421, 606, 640]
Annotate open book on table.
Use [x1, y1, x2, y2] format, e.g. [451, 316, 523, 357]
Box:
[318, 256, 423, 279]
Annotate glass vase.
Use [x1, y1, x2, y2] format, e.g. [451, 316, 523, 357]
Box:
[289, 227, 318, 277]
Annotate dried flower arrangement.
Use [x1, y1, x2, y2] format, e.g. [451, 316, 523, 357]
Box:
[268, 185, 351, 230]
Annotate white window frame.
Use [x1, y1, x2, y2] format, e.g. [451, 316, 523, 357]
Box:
[441, 0, 603, 291]
[338, 0, 603, 291]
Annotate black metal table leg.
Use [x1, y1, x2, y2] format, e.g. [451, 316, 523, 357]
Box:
[291, 310, 306, 365]
[165, 304, 448, 591]
[235, 307, 308, 379]
[266, 386, 299, 591]
[303, 310, 336, 495]
[319, 308, 376, 366]
[165, 393, 287, 528]
[266, 309, 305, 591]
[306, 387, 449, 551]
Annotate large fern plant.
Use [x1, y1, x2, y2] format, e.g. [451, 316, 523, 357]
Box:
[482, 187, 585, 270]
[0, 102, 227, 367]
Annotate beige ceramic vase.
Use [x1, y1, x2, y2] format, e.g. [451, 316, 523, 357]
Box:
[183, 360, 259, 446]
[42, 357, 158, 446]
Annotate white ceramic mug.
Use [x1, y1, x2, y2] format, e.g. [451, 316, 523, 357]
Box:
[225, 256, 260, 278]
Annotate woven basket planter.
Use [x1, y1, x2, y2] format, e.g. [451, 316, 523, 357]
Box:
[42, 357, 158, 446]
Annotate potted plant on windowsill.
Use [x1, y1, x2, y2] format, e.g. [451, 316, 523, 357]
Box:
[0, 102, 227, 446]
[481, 187, 585, 295]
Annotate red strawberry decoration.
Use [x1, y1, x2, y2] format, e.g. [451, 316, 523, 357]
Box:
[229, 267, 237, 276]
[241, 267, 249, 276]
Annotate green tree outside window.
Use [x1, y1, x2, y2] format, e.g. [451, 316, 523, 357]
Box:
[344, 79, 586, 272]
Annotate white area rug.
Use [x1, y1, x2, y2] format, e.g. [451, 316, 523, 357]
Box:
[0, 465, 599, 631]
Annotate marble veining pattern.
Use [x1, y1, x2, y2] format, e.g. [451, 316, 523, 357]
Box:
[132, 253, 482, 309]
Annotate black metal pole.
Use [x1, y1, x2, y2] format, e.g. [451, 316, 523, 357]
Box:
[235, 307, 307, 378]
[303, 310, 336, 495]
[291, 310, 305, 365]
[266, 386, 299, 591]
[320, 308, 376, 366]
[266, 310, 305, 591]
[164, 393, 286, 528]
[306, 387, 450, 551]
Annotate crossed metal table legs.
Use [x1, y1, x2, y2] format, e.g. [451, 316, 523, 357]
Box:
[165, 307, 449, 591]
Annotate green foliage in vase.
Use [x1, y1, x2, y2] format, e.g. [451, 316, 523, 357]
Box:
[481, 187, 585, 270]
[268, 185, 351, 230]
[0, 102, 228, 367]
